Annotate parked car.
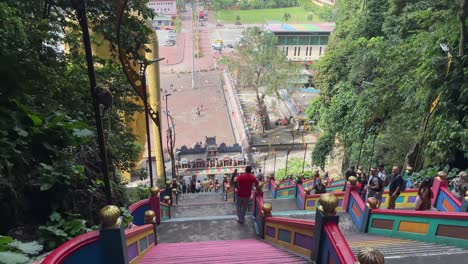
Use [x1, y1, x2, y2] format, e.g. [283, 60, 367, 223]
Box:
[216, 23, 224, 27]
[164, 27, 173, 30]
[226, 44, 233, 48]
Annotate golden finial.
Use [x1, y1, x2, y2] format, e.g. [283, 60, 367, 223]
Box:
[436, 171, 447, 181]
[304, 186, 312, 195]
[144, 210, 156, 224]
[150, 186, 160, 197]
[318, 193, 338, 216]
[256, 182, 266, 192]
[367, 197, 378, 209]
[166, 180, 172, 187]
[172, 188, 177, 193]
[99, 205, 121, 229]
[465, 190, 468, 201]
[163, 195, 170, 204]
[262, 203, 272, 217]
[348, 176, 358, 187]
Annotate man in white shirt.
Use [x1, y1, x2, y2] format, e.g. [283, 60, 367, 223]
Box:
[377, 163, 388, 186]
[195, 180, 201, 193]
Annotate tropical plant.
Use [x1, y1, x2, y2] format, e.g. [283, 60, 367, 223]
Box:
[275, 157, 313, 180]
[38, 212, 96, 251]
[0, 236, 43, 264]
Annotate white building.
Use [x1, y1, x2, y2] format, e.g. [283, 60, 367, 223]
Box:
[148, 0, 177, 17]
[265, 23, 335, 63]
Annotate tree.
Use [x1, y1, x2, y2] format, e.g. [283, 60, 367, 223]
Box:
[0, 0, 153, 237]
[309, 0, 468, 172]
[229, 27, 300, 132]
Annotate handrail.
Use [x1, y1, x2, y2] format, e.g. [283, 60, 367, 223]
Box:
[266, 217, 315, 229]
[440, 186, 463, 207]
[324, 222, 357, 263]
[350, 190, 365, 210]
[277, 184, 295, 190]
[129, 199, 149, 213]
[370, 209, 468, 220]
[124, 224, 154, 238]
[42, 231, 100, 264]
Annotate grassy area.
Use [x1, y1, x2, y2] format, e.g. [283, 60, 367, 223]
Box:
[214, 7, 320, 24]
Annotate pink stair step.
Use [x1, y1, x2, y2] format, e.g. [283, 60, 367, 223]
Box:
[140, 239, 308, 264]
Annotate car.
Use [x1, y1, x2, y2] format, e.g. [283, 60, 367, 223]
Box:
[216, 23, 224, 27]
[168, 30, 176, 35]
[164, 27, 173, 30]
[226, 44, 233, 48]
[165, 42, 175, 46]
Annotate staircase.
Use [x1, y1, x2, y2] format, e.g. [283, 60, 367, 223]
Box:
[263, 194, 468, 264]
[140, 192, 308, 263]
[140, 239, 308, 263]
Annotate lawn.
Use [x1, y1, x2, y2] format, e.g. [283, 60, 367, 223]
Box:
[214, 7, 320, 24]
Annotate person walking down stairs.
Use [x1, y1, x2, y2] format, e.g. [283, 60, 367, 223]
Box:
[235, 166, 258, 224]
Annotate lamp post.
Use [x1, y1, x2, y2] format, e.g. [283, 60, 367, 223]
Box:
[137, 57, 165, 186]
[139, 61, 155, 187]
[285, 148, 291, 178]
[72, 0, 112, 204]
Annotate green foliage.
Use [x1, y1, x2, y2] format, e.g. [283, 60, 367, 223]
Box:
[409, 166, 463, 185]
[312, 133, 335, 170]
[215, 7, 314, 24]
[0, 235, 43, 264]
[298, 0, 336, 21]
[275, 157, 313, 180]
[120, 207, 134, 228]
[0, 0, 148, 237]
[309, 0, 468, 172]
[38, 211, 94, 251]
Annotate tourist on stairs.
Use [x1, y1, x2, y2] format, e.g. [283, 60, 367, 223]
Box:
[388, 166, 404, 210]
[235, 166, 259, 224]
[367, 168, 384, 208]
[415, 177, 433, 211]
[313, 178, 327, 194]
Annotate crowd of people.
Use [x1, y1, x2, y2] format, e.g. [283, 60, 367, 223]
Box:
[174, 178, 222, 194]
[342, 164, 468, 210]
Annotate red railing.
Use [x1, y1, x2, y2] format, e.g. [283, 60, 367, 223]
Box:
[323, 222, 357, 263]
[42, 231, 100, 264]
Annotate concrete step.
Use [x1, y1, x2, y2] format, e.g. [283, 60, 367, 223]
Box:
[177, 192, 225, 205]
[172, 202, 236, 218]
[346, 233, 468, 264]
[157, 216, 256, 243]
[263, 198, 300, 212]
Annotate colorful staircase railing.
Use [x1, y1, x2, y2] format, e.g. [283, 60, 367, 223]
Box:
[255, 184, 357, 263]
[43, 205, 158, 264]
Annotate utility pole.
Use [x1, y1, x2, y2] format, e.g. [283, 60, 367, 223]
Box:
[139, 61, 154, 187]
[72, 0, 112, 204]
[191, 2, 196, 89]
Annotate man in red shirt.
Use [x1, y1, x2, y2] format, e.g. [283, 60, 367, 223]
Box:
[235, 166, 259, 224]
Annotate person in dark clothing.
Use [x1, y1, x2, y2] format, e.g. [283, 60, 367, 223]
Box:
[190, 179, 196, 193]
[345, 166, 356, 180]
[313, 178, 327, 194]
[181, 181, 187, 194]
[231, 169, 238, 185]
[343, 166, 357, 191]
[388, 166, 404, 209]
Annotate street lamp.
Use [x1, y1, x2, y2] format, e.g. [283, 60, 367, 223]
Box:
[72, 0, 112, 204]
[138, 58, 165, 187]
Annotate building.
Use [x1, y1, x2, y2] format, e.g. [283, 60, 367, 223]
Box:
[265, 23, 335, 63]
[148, 0, 177, 17]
